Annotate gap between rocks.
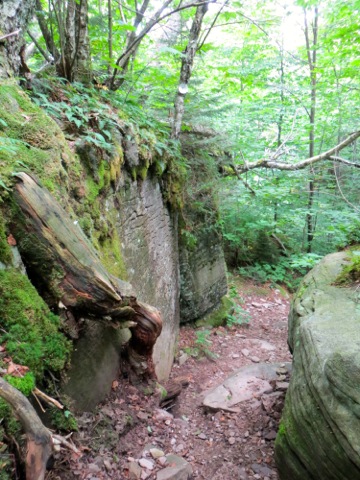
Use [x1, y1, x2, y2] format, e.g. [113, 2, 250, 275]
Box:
[48, 278, 292, 480]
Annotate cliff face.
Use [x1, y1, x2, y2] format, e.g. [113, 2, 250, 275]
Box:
[0, 82, 228, 410]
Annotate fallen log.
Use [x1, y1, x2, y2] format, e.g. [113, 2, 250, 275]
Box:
[11, 172, 162, 377]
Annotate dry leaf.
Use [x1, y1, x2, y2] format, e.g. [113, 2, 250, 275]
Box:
[7, 362, 29, 377]
[7, 234, 16, 246]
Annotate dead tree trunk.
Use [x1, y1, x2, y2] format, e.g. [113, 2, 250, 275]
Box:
[0, 377, 52, 480]
[12, 172, 162, 378]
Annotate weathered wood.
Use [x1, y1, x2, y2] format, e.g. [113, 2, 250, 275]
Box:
[0, 377, 52, 480]
[12, 172, 162, 378]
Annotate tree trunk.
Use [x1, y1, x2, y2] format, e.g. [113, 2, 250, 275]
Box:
[171, 2, 209, 139]
[0, 0, 36, 78]
[12, 172, 162, 378]
[35, 0, 60, 63]
[304, 7, 318, 253]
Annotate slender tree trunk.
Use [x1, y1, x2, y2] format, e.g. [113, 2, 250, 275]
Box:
[107, 0, 113, 74]
[171, 2, 209, 139]
[274, 37, 285, 226]
[74, 0, 92, 83]
[304, 7, 318, 253]
[35, 0, 60, 62]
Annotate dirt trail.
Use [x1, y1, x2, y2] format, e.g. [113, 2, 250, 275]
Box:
[50, 278, 292, 480]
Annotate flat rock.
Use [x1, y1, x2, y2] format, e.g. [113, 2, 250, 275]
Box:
[248, 339, 276, 351]
[139, 458, 154, 470]
[156, 455, 193, 480]
[129, 461, 142, 480]
[249, 356, 261, 363]
[202, 363, 292, 411]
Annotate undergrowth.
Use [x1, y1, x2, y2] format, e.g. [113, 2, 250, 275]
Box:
[238, 253, 322, 291]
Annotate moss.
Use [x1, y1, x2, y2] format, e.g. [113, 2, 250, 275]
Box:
[4, 372, 35, 396]
[0, 269, 72, 379]
[100, 231, 128, 280]
[0, 83, 70, 196]
[195, 296, 233, 328]
[0, 214, 12, 265]
[334, 249, 360, 285]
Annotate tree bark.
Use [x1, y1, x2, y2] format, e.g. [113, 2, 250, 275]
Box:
[0, 0, 36, 78]
[0, 377, 52, 480]
[34, 0, 60, 63]
[171, 2, 209, 139]
[12, 172, 162, 378]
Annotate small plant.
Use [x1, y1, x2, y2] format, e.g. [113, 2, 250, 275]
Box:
[50, 407, 78, 432]
[194, 329, 218, 361]
[226, 303, 251, 327]
[335, 251, 360, 285]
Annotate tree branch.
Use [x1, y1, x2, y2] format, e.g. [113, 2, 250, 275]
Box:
[109, 0, 215, 90]
[232, 131, 360, 174]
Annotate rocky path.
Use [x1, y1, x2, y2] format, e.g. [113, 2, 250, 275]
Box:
[50, 277, 292, 480]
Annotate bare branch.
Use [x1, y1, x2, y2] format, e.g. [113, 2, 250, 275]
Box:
[110, 1, 216, 89]
[0, 29, 21, 42]
[233, 131, 360, 174]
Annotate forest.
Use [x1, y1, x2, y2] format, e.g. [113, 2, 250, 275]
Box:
[0, 0, 359, 478]
[2, 0, 359, 285]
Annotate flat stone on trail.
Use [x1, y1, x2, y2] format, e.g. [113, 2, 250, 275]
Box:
[202, 363, 291, 411]
[248, 338, 276, 351]
[139, 458, 154, 470]
[156, 454, 193, 480]
[249, 356, 260, 363]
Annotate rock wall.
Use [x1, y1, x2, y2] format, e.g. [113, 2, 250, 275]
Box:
[179, 230, 227, 323]
[0, 83, 228, 411]
[116, 176, 180, 380]
[275, 251, 360, 480]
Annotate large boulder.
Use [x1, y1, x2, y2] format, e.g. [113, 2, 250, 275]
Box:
[275, 251, 360, 479]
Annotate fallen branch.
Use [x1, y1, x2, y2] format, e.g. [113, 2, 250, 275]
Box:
[0, 377, 52, 480]
[230, 131, 360, 175]
[0, 29, 21, 42]
[33, 387, 64, 410]
[0, 377, 81, 479]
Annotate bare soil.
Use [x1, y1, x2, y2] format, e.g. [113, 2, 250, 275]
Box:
[48, 277, 292, 480]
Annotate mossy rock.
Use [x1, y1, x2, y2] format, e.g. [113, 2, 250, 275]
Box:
[0, 82, 72, 195]
[195, 296, 233, 328]
[0, 268, 72, 380]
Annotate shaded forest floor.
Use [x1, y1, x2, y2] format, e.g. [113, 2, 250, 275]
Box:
[49, 277, 292, 480]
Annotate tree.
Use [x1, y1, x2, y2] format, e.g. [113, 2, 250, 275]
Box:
[171, 1, 211, 138]
[0, 0, 36, 78]
[35, 0, 91, 82]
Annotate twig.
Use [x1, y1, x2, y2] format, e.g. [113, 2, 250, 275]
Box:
[52, 433, 80, 454]
[32, 391, 46, 413]
[33, 387, 64, 410]
[0, 30, 21, 42]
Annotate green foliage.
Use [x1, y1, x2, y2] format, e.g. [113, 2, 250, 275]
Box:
[226, 303, 251, 327]
[0, 269, 72, 379]
[31, 81, 117, 153]
[335, 250, 360, 285]
[50, 407, 78, 432]
[4, 373, 36, 396]
[238, 253, 322, 291]
[0, 216, 12, 266]
[184, 328, 218, 361]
